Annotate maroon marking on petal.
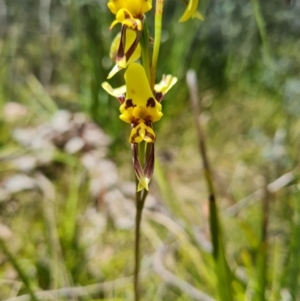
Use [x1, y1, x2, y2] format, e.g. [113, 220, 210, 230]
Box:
[125, 99, 135, 109]
[146, 97, 156, 107]
[144, 143, 155, 179]
[117, 26, 126, 61]
[131, 143, 145, 179]
[143, 118, 152, 126]
[145, 131, 155, 142]
[130, 133, 138, 143]
[130, 124, 141, 143]
[125, 31, 141, 62]
[124, 11, 131, 19]
[133, 21, 138, 30]
[131, 117, 140, 125]
[155, 92, 163, 102]
[117, 95, 125, 104]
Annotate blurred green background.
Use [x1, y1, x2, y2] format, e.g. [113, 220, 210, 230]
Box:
[0, 0, 300, 300]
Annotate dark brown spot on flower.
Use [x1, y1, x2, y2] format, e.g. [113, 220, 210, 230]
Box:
[124, 11, 131, 19]
[125, 99, 135, 109]
[145, 131, 155, 142]
[118, 95, 125, 104]
[146, 97, 156, 107]
[155, 92, 163, 102]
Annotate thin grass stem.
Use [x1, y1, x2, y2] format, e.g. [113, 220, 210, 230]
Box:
[251, 0, 271, 65]
[0, 238, 38, 301]
[255, 175, 271, 301]
[186, 70, 233, 301]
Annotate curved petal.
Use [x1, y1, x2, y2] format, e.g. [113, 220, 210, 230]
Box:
[155, 74, 178, 95]
[101, 82, 126, 99]
[179, 0, 204, 22]
[110, 9, 142, 30]
[108, 30, 141, 78]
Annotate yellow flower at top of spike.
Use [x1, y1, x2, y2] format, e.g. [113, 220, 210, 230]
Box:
[108, 0, 152, 30]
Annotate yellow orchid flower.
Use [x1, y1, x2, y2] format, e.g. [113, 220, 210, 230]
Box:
[179, 0, 204, 22]
[102, 72, 177, 103]
[120, 63, 162, 143]
[102, 63, 177, 143]
[102, 63, 177, 191]
[108, 0, 152, 30]
[107, 29, 141, 79]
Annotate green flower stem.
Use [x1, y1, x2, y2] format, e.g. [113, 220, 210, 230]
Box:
[133, 16, 153, 301]
[151, 0, 164, 90]
[140, 17, 151, 82]
[134, 142, 149, 301]
[0, 238, 38, 301]
[134, 185, 148, 301]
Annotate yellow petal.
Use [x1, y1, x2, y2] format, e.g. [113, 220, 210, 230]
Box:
[119, 105, 134, 123]
[110, 9, 142, 30]
[129, 123, 156, 143]
[124, 63, 153, 106]
[146, 106, 163, 123]
[124, 30, 141, 63]
[108, 30, 141, 78]
[155, 74, 178, 95]
[108, 0, 152, 16]
[107, 64, 121, 79]
[101, 82, 126, 98]
[109, 32, 121, 62]
[179, 0, 204, 22]
[124, 0, 152, 16]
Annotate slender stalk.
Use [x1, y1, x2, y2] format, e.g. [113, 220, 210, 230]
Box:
[134, 188, 148, 301]
[251, 0, 271, 65]
[0, 238, 38, 301]
[287, 187, 300, 299]
[255, 177, 271, 301]
[151, 0, 164, 90]
[186, 70, 217, 252]
[134, 142, 149, 301]
[133, 15, 153, 300]
[186, 70, 233, 301]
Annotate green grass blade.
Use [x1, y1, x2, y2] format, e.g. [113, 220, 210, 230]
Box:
[209, 199, 234, 301]
[0, 238, 38, 301]
[286, 188, 300, 299]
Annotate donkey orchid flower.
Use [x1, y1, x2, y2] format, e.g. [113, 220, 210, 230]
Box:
[102, 63, 177, 191]
[108, 0, 152, 30]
